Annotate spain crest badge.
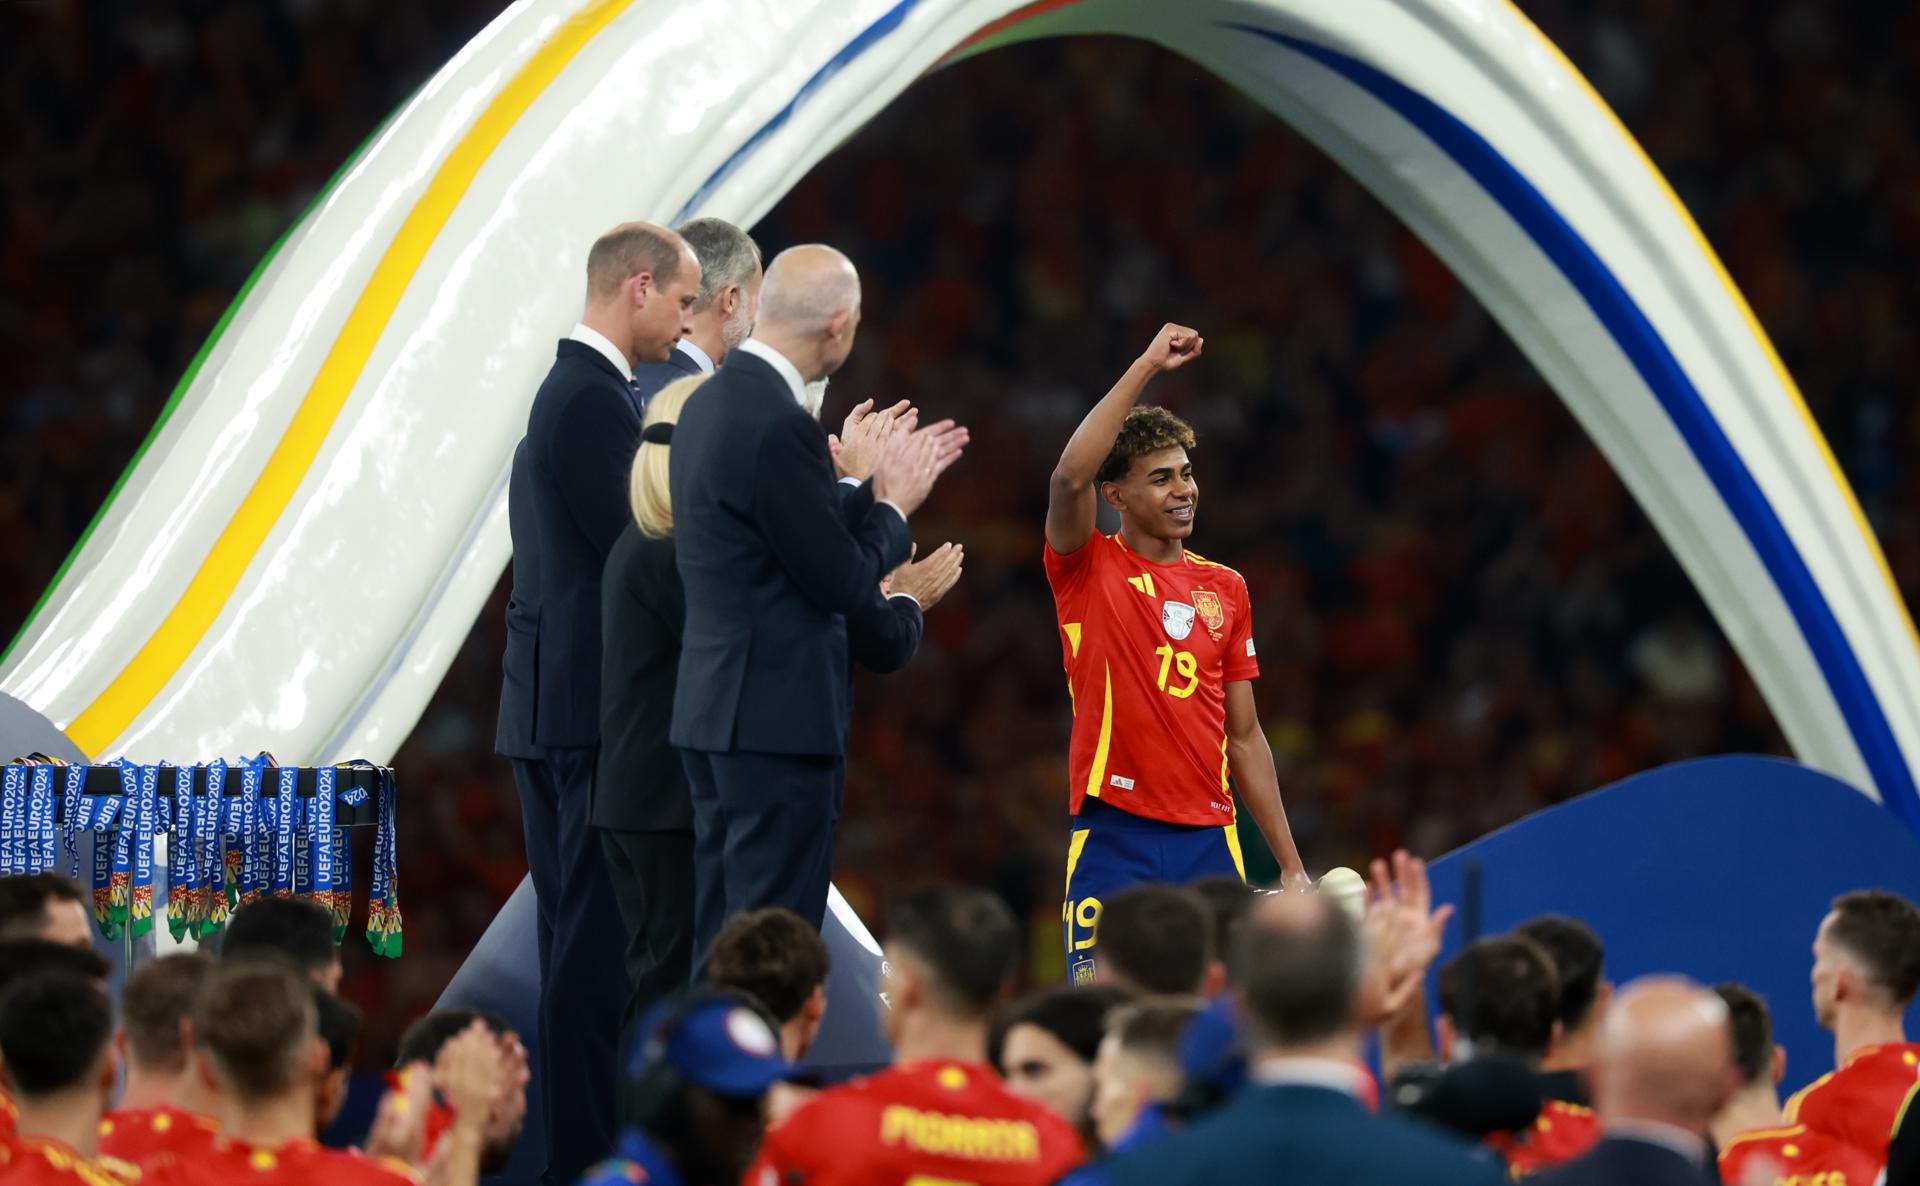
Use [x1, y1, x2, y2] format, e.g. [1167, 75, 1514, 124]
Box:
[1193, 589, 1225, 638]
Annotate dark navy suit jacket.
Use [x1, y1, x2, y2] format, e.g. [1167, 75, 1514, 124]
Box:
[1530, 1135, 1720, 1186]
[668, 349, 912, 757]
[495, 338, 641, 754]
[1111, 1084, 1508, 1186]
[631, 342, 706, 408]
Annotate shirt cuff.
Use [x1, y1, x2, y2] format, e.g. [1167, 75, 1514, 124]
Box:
[877, 499, 909, 524]
[887, 592, 922, 610]
[839, 477, 862, 487]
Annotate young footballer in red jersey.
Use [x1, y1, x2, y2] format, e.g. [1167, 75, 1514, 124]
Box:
[750, 888, 1086, 1186]
[0, 974, 131, 1186]
[1784, 891, 1920, 1164]
[1044, 323, 1307, 977]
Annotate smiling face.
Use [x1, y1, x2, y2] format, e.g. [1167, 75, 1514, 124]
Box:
[1102, 445, 1197, 545]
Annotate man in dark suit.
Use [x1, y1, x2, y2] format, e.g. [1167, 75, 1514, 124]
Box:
[669, 244, 966, 967]
[1112, 893, 1507, 1186]
[497, 220, 701, 1186]
[1531, 978, 1736, 1186]
[627, 217, 763, 398]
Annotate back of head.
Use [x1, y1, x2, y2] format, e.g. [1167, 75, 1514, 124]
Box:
[1713, 982, 1774, 1090]
[396, 1009, 513, 1068]
[887, 887, 1020, 1019]
[755, 244, 860, 336]
[631, 374, 707, 539]
[705, 907, 832, 1024]
[1595, 976, 1736, 1133]
[123, 953, 215, 1073]
[1107, 998, 1204, 1071]
[0, 972, 114, 1101]
[0, 872, 85, 941]
[1827, 890, 1920, 1007]
[1236, 894, 1359, 1050]
[1189, 877, 1255, 986]
[0, 939, 110, 997]
[990, 985, 1135, 1073]
[675, 218, 761, 313]
[219, 896, 339, 985]
[1096, 884, 1213, 996]
[1514, 915, 1607, 1034]
[1437, 935, 1560, 1062]
[195, 961, 319, 1098]
[313, 987, 361, 1074]
[587, 222, 690, 303]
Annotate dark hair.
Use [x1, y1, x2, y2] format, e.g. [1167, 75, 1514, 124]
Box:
[1095, 406, 1196, 485]
[219, 896, 339, 979]
[1513, 915, 1607, 1031]
[194, 962, 318, 1097]
[706, 908, 832, 1024]
[1096, 884, 1213, 995]
[1714, 982, 1773, 1088]
[988, 985, 1134, 1073]
[1190, 877, 1256, 984]
[1829, 891, 1920, 1004]
[1237, 898, 1359, 1047]
[0, 972, 113, 1098]
[0, 939, 110, 997]
[1436, 936, 1559, 1061]
[675, 217, 761, 311]
[1106, 997, 1205, 1068]
[0, 872, 86, 940]
[587, 224, 687, 300]
[314, 988, 361, 1073]
[887, 887, 1021, 1017]
[122, 954, 215, 1071]
[396, 1009, 514, 1067]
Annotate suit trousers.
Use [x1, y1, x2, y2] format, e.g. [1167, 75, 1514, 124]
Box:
[597, 827, 695, 1096]
[681, 748, 843, 972]
[512, 749, 628, 1186]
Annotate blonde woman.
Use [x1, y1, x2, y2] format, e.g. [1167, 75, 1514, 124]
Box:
[592, 373, 706, 1039]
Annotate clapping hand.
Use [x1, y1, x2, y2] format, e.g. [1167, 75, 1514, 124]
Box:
[830, 398, 915, 481]
[1357, 849, 1454, 1024]
[872, 419, 969, 516]
[884, 542, 965, 609]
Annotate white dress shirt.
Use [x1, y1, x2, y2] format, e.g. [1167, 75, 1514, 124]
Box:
[675, 337, 715, 375]
[569, 323, 633, 382]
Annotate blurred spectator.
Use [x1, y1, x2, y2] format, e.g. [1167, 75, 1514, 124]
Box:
[1530, 978, 1734, 1186]
[1514, 914, 1610, 1091]
[104, 953, 221, 1173]
[990, 984, 1133, 1145]
[0, 874, 89, 948]
[0, 973, 118, 1174]
[1714, 981, 1878, 1186]
[0, 940, 108, 994]
[704, 907, 832, 1062]
[1087, 997, 1203, 1152]
[1093, 885, 1220, 997]
[1188, 876, 1255, 985]
[217, 896, 343, 992]
[394, 1009, 529, 1176]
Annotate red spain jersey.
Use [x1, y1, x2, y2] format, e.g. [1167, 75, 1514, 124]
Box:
[0, 1135, 131, 1186]
[1785, 1042, 1920, 1159]
[99, 1106, 218, 1174]
[1486, 1100, 1602, 1175]
[749, 1060, 1085, 1186]
[145, 1137, 419, 1186]
[1044, 531, 1258, 825]
[0, 1092, 14, 1140]
[1719, 1123, 1880, 1186]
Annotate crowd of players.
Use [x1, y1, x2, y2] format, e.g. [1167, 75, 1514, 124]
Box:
[4, 865, 1920, 1186]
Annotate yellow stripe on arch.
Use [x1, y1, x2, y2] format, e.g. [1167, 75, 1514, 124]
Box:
[1500, 0, 1920, 664]
[65, 0, 640, 755]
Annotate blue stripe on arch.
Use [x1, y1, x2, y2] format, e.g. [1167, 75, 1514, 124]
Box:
[1226, 23, 1920, 832]
[673, 0, 929, 224]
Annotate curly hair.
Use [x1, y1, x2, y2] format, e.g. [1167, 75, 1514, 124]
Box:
[1097, 405, 1197, 484]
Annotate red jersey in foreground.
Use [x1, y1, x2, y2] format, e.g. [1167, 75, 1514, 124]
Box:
[0, 1135, 130, 1186]
[1719, 1123, 1881, 1186]
[1486, 1100, 1602, 1175]
[750, 1060, 1085, 1186]
[147, 1137, 419, 1186]
[99, 1105, 218, 1174]
[1044, 531, 1258, 826]
[1786, 1042, 1920, 1160]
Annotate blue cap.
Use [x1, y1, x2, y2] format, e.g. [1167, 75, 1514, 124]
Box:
[629, 992, 793, 1098]
[1178, 996, 1247, 1100]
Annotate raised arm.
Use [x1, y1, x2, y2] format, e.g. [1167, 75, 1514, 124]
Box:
[1045, 323, 1204, 555]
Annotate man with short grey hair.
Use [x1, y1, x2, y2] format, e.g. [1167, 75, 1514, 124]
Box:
[631, 217, 762, 399]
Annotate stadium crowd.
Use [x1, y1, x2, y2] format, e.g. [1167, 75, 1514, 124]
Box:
[5, 866, 1920, 1185]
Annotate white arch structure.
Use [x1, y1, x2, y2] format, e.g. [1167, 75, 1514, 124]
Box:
[6, 0, 1920, 836]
